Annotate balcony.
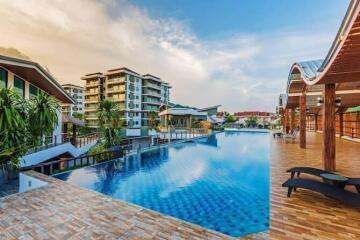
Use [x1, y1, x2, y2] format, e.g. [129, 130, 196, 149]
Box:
[107, 78, 125, 85]
[107, 87, 125, 94]
[142, 90, 161, 97]
[85, 114, 98, 120]
[85, 91, 99, 96]
[85, 98, 99, 103]
[85, 82, 99, 88]
[108, 97, 125, 102]
[143, 83, 161, 90]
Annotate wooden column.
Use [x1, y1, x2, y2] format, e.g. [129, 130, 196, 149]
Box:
[339, 109, 344, 137]
[314, 114, 318, 132]
[299, 94, 306, 148]
[290, 109, 296, 130]
[322, 84, 336, 171]
[284, 109, 289, 133]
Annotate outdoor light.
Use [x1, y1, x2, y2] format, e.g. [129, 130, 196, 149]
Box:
[336, 96, 341, 107]
[317, 96, 323, 107]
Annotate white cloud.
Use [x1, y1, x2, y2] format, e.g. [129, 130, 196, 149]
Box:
[0, 0, 334, 112]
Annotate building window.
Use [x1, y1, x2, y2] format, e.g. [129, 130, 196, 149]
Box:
[0, 68, 7, 88]
[14, 76, 25, 97]
[29, 84, 38, 98]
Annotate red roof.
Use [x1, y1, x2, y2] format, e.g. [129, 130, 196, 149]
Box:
[233, 111, 273, 117]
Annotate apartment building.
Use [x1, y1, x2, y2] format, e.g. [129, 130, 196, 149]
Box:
[81, 68, 170, 134]
[61, 84, 85, 116]
[81, 72, 104, 127]
[142, 74, 170, 126]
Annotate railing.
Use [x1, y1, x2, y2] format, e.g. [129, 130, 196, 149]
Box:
[26, 132, 100, 155]
[157, 128, 210, 142]
[74, 132, 99, 148]
[20, 148, 128, 175]
[26, 133, 71, 155]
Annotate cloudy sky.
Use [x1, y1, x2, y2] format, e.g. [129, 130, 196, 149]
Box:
[0, 0, 349, 112]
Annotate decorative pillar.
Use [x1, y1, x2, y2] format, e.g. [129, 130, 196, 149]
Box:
[322, 84, 336, 171]
[339, 109, 344, 137]
[299, 94, 306, 148]
[314, 114, 318, 132]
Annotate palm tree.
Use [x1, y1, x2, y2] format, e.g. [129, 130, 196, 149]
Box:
[98, 99, 121, 147]
[0, 88, 28, 169]
[148, 111, 158, 129]
[28, 91, 59, 146]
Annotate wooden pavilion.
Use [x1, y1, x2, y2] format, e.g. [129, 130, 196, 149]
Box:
[281, 0, 360, 171]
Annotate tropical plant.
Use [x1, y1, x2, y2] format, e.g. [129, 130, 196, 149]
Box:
[148, 111, 158, 129]
[245, 116, 258, 128]
[0, 88, 28, 169]
[98, 99, 122, 147]
[28, 91, 59, 146]
[224, 112, 236, 123]
[72, 112, 84, 120]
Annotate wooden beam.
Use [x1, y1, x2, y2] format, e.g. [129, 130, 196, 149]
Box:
[300, 94, 306, 148]
[322, 84, 336, 171]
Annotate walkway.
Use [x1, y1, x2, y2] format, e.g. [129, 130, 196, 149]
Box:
[270, 132, 360, 239]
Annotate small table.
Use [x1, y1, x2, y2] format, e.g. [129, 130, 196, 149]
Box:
[320, 173, 349, 189]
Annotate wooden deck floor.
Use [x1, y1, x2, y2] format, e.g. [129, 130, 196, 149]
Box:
[270, 132, 360, 240]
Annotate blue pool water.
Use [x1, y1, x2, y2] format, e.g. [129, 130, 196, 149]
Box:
[54, 132, 270, 237]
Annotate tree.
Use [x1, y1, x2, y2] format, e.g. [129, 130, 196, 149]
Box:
[148, 111, 158, 129]
[224, 112, 236, 123]
[28, 91, 59, 146]
[72, 112, 84, 120]
[0, 88, 28, 169]
[245, 116, 258, 128]
[98, 99, 122, 147]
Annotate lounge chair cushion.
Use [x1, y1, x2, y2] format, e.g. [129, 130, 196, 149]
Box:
[282, 178, 360, 207]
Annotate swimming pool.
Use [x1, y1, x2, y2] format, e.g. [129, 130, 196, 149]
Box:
[54, 132, 270, 237]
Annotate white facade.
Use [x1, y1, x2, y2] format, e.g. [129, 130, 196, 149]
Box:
[61, 84, 85, 116]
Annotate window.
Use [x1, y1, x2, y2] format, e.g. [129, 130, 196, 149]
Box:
[135, 104, 139, 108]
[136, 95, 139, 99]
[29, 84, 38, 98]
[14, 76, 25, 97]
[0, 68, 7, 88]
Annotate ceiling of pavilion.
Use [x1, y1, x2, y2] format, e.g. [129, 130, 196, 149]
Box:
[284, 0, 360, 113]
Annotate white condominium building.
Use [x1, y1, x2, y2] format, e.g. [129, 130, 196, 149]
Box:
[61, 84, 85, 116]
[82, 68, 171, 133]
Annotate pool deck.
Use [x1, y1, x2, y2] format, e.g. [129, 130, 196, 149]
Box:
[0, 131, 359, 239]
[270, 132, 360, 239]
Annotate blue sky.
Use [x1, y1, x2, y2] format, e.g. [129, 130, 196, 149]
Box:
[0, 0, 350, 112]
[131, 0, 348, 39]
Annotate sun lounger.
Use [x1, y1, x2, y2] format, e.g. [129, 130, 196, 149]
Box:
[287, 167, 360, 193]
[282, 129, 298, 143]
[282, 178, 360, 207]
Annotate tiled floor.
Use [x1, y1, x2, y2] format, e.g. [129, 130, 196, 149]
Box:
[0, 132, 360, 239]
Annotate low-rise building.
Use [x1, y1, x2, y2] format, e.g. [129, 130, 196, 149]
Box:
[0, 55, 74, 142]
